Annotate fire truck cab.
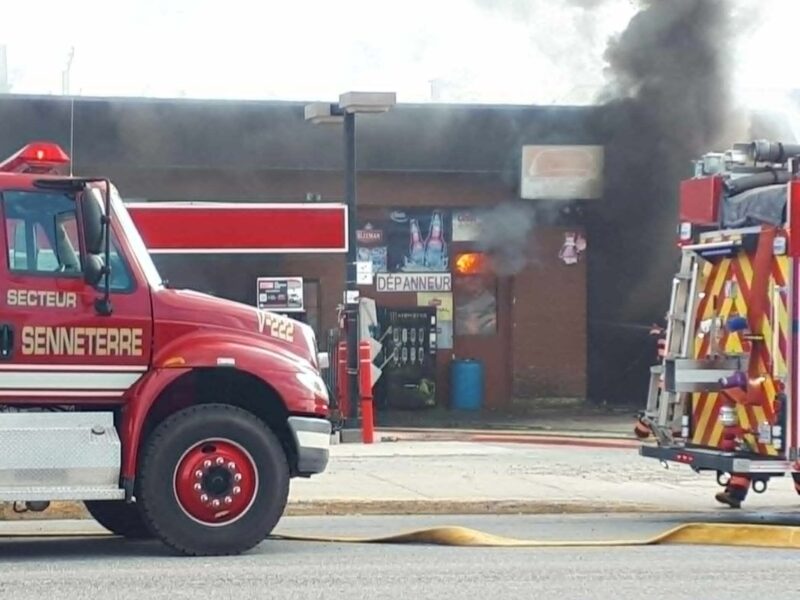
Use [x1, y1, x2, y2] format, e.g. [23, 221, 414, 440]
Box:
[639, 140, 800, 495]
[0, 142, 332, 556]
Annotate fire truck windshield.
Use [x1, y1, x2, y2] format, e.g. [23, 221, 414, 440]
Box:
[110, 190, 164, 289]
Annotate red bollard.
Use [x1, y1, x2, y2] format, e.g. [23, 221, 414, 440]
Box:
[360, 398, 374, 444]
[358, 341, 375, 444]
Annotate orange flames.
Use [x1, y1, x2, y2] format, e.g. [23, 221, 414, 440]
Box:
[455, 252, 487, 275]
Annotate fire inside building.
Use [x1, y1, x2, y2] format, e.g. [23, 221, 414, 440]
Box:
[4, 93, 785, 422]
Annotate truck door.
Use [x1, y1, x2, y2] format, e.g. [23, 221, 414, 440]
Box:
[0, 189, 152, 404]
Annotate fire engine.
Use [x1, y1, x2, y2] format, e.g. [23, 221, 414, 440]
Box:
[0, 142, 333, 556]
[638, 140, 800, 496]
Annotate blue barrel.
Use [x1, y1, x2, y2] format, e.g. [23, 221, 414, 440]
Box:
[450, 359, 484, 411]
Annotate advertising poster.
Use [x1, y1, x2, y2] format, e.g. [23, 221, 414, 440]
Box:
[452, 209, 482, 242]
[359, 210, 451, 275]
[256, 277, 304, 312]
[356, 223, 388, 274]
[558, 231, 587, 265]
[417, 292, 453, 349]
[384, 209, 451, 273]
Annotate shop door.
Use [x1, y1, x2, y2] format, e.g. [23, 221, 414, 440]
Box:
[452, 267, 512, 409]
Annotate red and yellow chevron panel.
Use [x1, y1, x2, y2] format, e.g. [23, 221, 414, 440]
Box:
[690, 251, 789, 456]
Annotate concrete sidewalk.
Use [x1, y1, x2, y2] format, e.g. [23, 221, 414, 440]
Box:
[288, 439, 800, 515]
[4, 439, 799, 520]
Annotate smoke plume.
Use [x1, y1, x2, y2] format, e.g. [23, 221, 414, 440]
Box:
[475, 202, 536, 276]
[587, 0, 754, 403]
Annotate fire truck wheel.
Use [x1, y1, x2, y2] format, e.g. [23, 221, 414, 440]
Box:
[84, 500, 152, 539]
[137, 403, 289, 557]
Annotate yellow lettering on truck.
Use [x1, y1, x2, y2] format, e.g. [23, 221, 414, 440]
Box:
[20, 326, 144, 356]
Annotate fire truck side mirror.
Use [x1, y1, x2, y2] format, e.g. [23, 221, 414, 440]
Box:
[81, 188, 105, 255]
[84, 254, 104, 286]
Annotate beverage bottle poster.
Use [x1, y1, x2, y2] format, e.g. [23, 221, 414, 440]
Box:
[383, 209, 451, 273]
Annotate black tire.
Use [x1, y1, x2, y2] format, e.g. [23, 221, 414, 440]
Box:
[84, 500, 152, 539]
[137, 404, 290, 556]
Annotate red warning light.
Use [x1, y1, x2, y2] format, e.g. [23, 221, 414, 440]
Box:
[0, 142, 71, 174]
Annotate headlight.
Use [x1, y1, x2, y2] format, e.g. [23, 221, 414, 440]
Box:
[296, 372, 328, 401]
[719, 405, 738, 427]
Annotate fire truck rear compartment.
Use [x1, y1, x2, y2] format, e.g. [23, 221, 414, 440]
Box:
[642, 228, 791, 462]
[0, 411, 124, 502]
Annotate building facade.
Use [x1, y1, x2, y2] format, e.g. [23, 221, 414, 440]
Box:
[0, 94, 602, 415]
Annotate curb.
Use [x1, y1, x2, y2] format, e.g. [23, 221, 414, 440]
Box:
[467, 435, 640, 449]
[378, 428, 638, 444]
[379, 426, 636, 437]
[377, 430, 646, 448]
[1, 502, 87, 522]
[272, 499, 686, 516]
[2, 499, 693, 522]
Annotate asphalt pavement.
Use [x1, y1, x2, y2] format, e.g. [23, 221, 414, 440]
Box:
[3, 514, 800, 600]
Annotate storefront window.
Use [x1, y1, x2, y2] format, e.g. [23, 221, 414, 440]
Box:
[454, 274, 497, 336]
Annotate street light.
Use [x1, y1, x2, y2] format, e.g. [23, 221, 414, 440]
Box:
[305, 91, 396, 439]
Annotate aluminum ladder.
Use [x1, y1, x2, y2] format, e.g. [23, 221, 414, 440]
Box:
[645, 250, 699, 443]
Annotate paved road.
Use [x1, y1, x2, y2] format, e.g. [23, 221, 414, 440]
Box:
[3, 514, 800, 599]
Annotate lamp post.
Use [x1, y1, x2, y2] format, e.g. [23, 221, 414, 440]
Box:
[305, 91, 396, 437]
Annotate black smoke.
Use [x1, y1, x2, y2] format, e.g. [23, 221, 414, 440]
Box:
[586, 0, 750, 404]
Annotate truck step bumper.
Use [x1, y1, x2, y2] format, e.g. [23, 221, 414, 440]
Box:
[0, 411, 123, 502]
[288, 416, 331, 476]
[640, 444, 794, 475]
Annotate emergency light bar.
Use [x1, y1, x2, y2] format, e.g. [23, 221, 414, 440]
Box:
[0, 142, 71, 175]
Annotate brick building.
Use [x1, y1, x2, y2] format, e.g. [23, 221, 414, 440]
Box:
[0, 94, 602, 415]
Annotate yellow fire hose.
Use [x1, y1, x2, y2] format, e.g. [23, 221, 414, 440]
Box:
[270, 523, 800, 548]
[3, 523, 800, 549]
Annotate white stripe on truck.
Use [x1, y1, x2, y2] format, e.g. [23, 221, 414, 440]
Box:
[0, 371, 143, 390]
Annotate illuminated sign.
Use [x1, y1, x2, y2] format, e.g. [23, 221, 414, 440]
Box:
[520, 145, 604, 200]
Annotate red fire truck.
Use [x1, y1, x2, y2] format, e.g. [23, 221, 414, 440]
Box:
[638, 140, 800, 497]
[0, 141, 337, 556]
